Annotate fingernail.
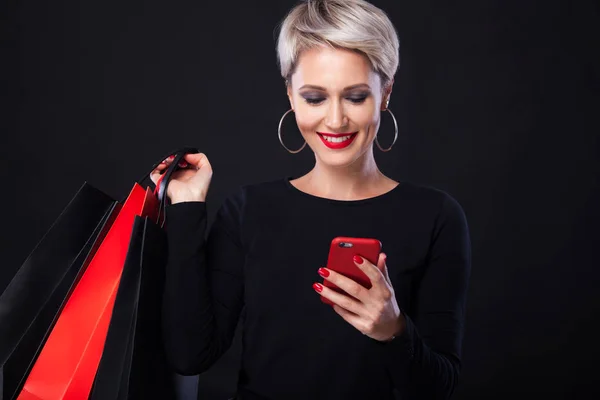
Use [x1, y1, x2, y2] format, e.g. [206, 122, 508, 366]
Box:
[167, 155, 175, 161]
[178, 161, 188, 168]
[313, 283, 323, 293]
[353, 255, 363, 264]
[318, 268, 329, 278]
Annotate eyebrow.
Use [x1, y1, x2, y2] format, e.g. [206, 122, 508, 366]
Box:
[298, 83, 371, 91]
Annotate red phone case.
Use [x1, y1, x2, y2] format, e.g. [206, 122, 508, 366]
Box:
[321, 237, 382, 306]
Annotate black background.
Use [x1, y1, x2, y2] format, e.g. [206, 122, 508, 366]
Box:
[1, 0, 598, 399]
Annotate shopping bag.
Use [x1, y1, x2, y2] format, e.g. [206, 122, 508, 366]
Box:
[17, 182, 158, 400]
[89, 150, 197, 400]
[0, 183, 119, 400]
[4, 147, 198, 400]
[89, 217, 173, 399]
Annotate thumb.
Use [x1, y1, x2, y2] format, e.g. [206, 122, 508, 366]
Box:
[378, 253, 391, 283]
[150, 168, 162, 185]
[184, 153, 211, 170]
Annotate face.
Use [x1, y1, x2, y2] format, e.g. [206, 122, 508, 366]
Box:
[287, 46, 391, 167]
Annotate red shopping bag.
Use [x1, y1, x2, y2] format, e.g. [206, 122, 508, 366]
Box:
[17, 182, 159, 400]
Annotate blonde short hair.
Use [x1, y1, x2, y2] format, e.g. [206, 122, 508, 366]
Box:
[276, 0, 400, 87]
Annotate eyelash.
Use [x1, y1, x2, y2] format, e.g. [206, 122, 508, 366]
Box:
[304, 96, 368, 105]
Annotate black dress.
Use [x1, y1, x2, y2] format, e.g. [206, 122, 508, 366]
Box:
[162, 176, 471, 400]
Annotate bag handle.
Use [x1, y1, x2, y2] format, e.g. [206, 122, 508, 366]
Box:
[155, 148, 199, 222]
[130, 147, 200, 224]
[134, 147, 199, 189]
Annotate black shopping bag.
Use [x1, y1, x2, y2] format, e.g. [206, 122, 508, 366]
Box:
[0, 183, 119, 400]
[90, 149, 199, 400]
[89, 216, 174, 399]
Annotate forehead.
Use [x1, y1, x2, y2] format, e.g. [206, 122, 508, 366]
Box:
[291, 46, 380, 89]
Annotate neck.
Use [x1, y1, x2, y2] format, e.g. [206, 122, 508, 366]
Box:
[304, 147, 385, 200]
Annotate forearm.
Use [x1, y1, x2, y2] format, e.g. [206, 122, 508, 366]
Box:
[387, 192, 470, 398]
[161, 202, 226, 375]
[383, 313, 460, 399]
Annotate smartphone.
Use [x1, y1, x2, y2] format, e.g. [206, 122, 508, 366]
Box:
[321, 237, 382, 306]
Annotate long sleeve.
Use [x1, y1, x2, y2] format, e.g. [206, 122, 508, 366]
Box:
[161, 190, 246, 375]
[159, 177, 471, 399]
[383, 192, 472, 399]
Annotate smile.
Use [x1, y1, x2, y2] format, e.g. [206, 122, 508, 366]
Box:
[317, 132, 358, 149]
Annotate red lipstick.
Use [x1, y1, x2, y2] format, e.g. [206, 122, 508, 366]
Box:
[317, 132, 358, 150]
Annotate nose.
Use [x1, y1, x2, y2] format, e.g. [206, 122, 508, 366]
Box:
[324, 99, 348, 131]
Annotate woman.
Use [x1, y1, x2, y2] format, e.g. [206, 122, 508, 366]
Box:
[152, 1, 471, 399]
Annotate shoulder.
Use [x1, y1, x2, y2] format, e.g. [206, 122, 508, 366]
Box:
[397, 181, 468, 225]
[226, 177, 284, 200]
[397, 183, 471, 262]
[240, 178, 286, 198]
[219, 177, 286, 211]
[398, 181, 464, 209]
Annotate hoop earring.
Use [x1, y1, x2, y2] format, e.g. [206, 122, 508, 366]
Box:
[375, 108, 398, 152]
[278, 109, 306, 154]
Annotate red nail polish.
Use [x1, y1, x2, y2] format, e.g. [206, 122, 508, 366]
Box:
[318, 268, 329, 278]
[167, 155, 175, 161]
[178, 161, 188, 168]
[313, 283, 323, 293]
[353, 255, 363, 264]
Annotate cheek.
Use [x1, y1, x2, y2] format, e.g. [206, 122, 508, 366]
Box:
[349, 106, 380, 130]
[294, 104, 323, 132]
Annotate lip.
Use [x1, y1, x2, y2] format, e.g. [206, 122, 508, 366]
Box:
[317, 132, 356, 137]
[317, 132, 358, 150]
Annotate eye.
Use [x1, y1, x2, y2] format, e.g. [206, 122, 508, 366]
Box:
[304, 97, 325, 105]
[346, 91, 370, 104]
[347, 96, 367, 104]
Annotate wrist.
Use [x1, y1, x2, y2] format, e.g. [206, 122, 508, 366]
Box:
[382, 313, 406, 342]
[171, 192, 206, 204]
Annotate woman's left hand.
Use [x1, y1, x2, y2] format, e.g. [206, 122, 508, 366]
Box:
[314, 253, 405, 342]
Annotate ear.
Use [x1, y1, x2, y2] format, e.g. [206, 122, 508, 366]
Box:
[286, 81, 294, 111]
[381, 79, 394, 111]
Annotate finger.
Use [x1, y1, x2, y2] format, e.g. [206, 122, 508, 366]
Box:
[150, 168, 162, 185]
[161, 155, 175, 165]
[183, 152, 210, 170]
[161, 157, 191, 170]
[318, 267, 369, 302]
[314, 282, 365, 316]
[378, 253, 392, 284]
[150, 160, 170, 183]
[161, 154, 194, 168]
[353, 254, 385, 289]
[332, 305, 371, 335]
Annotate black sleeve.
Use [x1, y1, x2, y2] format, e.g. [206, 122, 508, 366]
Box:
[161, 190, 246, 375]
[384, 193, 472, 399]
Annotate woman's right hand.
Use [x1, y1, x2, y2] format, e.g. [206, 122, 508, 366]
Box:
[150, 152, 213, 204]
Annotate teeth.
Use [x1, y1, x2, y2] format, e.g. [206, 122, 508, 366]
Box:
[323, 135, 352, 143]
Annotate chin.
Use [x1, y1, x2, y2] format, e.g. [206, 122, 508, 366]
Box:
[314, 148, 365, 168]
